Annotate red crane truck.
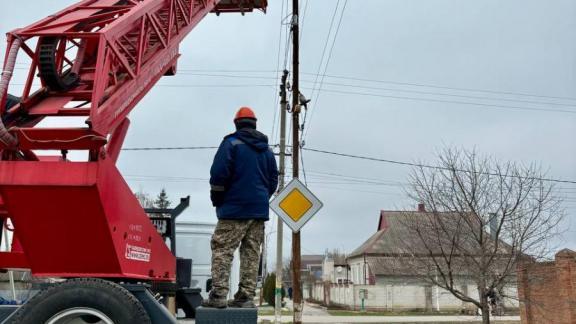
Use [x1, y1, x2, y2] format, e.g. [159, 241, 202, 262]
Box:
[0, 0, 267, 323]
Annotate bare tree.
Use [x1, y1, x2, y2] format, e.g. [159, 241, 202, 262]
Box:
[397, 148, 564, 324]
[134, 189, 154, 208]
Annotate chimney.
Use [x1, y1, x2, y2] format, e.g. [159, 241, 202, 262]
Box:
[378, 211, 389, 231]
[417, 203, 426, 212]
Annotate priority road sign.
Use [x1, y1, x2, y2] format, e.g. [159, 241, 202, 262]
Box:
[270, 178, 323, 232]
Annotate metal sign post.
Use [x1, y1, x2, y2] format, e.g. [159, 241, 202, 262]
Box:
[270, 178, 323, 324]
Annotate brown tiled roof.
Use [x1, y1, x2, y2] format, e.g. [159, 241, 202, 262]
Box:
[332, 254, 347, 265]
[349, 210, 511, 259]
[301, 254, 323, 270]
[556, 249, 576, 258]
[349, 211, 425, 258]
[301, 255, 324, 262]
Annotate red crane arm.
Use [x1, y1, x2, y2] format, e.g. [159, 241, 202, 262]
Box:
[1, 0, 266, 154]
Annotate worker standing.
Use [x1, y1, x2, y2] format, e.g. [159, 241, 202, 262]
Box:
[203, 107, 279, 308]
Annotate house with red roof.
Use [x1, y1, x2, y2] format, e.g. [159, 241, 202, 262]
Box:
[341, 204, 519, 312]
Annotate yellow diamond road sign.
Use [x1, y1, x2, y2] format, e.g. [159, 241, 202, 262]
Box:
[279, 189, 313, 222]
[270, 178, 323, 232]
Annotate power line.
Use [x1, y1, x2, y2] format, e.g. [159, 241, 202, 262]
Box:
[12, 66, 281, 74]
[305, 170, 407, 187]
[283, 14, 293, 70]
[314, 81, 576, 109]
[119, 145, 576, 185]
[8, 80, 575, 114]
[122, 146, 218, 151]
[178, 69, 279, 73]
[311, 184, 405, 197]
[175, 72, 276, 80]
[157, 84, 274, 88]
[303, 0, 348, 141]
[298, 0, 342, 188]
[271, 0, 287, 145]
[307, 0, 341, 106]
[300, 146, 308, 185]
[299, 0, 310, 40]
[300, 87, 576, 115]
[302, 147, 576, 185]
[9, 82, 275, 89]
[160, 72, 576, 109]
[11, 61, 576, 102]
[302, 72, 576, 102]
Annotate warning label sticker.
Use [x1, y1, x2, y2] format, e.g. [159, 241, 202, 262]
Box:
[125, 244, 151, 262]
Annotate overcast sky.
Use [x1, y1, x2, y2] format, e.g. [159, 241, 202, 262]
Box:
[1, 0, 575, 267]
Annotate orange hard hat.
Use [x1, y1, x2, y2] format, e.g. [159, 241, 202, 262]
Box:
[234, 107, 257, 121]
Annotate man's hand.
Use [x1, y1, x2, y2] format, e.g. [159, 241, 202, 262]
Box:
[210, 190, 225, 207]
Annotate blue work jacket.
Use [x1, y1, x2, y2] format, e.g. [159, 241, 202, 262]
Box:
[210, 128, 279, 220]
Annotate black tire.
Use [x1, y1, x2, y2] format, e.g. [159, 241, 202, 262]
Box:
[8, 278, 151, 324]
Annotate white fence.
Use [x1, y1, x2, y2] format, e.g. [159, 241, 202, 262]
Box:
[304, 282, 518, 312]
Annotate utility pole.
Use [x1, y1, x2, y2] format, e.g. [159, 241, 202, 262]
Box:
[290, 0, 302, 322]
[274, 69, 289, 323]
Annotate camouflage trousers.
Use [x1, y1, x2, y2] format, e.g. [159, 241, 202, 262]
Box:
[210, 219, 265, 299]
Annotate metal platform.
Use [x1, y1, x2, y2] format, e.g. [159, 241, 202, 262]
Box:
[195, 307, 257, 324]
[0, 305, 19, 323]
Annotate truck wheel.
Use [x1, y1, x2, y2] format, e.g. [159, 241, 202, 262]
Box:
[8, 278, 151, 324]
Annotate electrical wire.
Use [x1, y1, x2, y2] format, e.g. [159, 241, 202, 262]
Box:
[302, 147, 576, 185]
[179, 69, 279, 73]
[175, 72, 277, 80]
[302, 72, 576, 102]
[307, 0, 341, 106]
[305, 170, 407, 187]
[303, 0, 348, 141]
[283, 30, 293, 72]
[300, 146, 308, 185]
[157, 84, 274, 88]
[271, 0, 287, 142]
[12, 60, 576, 102]
[299, 87, 576, 115]
[312, 81, 576, 109]
[120, 145, 576, 185]
[122, 146, 218, 151]
[299, 0, 310, 40]
[163, 72, 576, 109]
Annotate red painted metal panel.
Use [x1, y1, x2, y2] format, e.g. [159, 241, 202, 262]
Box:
[0, 252, 29, 270]
[26, 96, 75, 115]
[0, 159, 175, 280]
[107, 118, 130, 163]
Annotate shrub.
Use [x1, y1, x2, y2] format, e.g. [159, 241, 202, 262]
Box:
[262, 273, 285, 307]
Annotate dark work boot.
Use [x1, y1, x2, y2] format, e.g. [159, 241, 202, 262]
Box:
[201, 291, 228, 309]
[228, 291, 256, 308]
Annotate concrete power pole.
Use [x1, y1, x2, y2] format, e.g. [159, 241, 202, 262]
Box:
[274, 69, 289, 323]
[290, 0, 302, 322]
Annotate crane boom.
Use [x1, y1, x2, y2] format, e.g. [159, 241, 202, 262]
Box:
[2, 0, 266, 153]
[0, 0, 267, 282]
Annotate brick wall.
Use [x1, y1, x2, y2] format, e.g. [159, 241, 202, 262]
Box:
[518, 249, 576, 324]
